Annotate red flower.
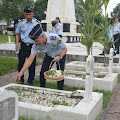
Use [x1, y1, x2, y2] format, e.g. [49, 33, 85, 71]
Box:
[43, 98, 46, 100]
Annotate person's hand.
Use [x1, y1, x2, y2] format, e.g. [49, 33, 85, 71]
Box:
[53, 56, 61, 62]
[15, 72, 23, 83]
[15, 43, 19, 51]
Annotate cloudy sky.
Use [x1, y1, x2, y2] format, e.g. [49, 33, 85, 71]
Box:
[102, 0, 120, 17]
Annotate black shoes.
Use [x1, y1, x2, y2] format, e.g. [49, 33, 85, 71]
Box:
[99, 52, 104, 55]
[27, 81, 34, 86]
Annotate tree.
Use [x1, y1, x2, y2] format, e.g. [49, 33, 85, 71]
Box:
[111, 3, 120, 20]
[0, 0, 34, 23]
[33, 0, 48, 21]
[77, 0, 104, 55]
[75, 0, 85, 24]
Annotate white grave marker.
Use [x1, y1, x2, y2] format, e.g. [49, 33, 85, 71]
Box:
[84, 55, 94, 103]
[108, 48, 113, 76]
[8, 36, 11, 43]
[0, 88, 18, 120]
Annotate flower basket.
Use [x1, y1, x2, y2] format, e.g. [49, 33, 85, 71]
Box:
[44, 61, 65, 81]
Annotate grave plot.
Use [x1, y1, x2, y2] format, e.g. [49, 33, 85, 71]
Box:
[64, 70, 118, 92]
[0, 88, 18, 120]
[1, 83, 103, 120]
[66, 48, 120, 74]
[64, 48, 118, 92]
[65, 61, 117, 73]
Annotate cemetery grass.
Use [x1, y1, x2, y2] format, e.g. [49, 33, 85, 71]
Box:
[19, 116, 34, 120]
[0, 56, 42, 75]
[0, 34, 15, 43]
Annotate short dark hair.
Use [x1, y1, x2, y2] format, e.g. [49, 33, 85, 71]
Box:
[51, 21, 57, 27]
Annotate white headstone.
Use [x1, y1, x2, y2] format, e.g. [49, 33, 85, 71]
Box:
[108, 48, 113, 76]
[8, 36, 11, 43]
[84, 55, 94, 103]
[41, 0, 80, 36]
[0, 89, 18, 120]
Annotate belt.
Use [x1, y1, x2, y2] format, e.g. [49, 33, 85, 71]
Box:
[21, 41, 33, 46]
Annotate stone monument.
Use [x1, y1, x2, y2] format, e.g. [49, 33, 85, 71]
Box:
[108, 48, 114, 76]
[84, 55, 94, 103]
[41, 0, 80, 37]
[0, 88, 18, 120]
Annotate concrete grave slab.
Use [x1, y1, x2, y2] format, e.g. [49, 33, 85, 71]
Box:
[0, 88, 18, 120]
[1, 83, 103, 120]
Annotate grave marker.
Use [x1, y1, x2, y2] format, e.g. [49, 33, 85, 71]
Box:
[0, 89, 18, 120]
[84, 55, 94, 103]
[108, 48, 113, 76]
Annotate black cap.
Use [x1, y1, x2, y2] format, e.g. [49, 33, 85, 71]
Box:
[24, 5, 33, 13]
[51, 21, 57, 27]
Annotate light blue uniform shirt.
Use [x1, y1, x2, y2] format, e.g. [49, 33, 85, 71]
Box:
[56, 23, 62, 35]
[113, 22, 120, 34]
[31, 33, 66, 58]
[49, 27, 56, 34]
[107, 25, 113, 42]
[15, 19, 40, 44]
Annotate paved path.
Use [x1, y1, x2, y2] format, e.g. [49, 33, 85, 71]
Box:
[0, 42, 104, 55]
[0, 65, 41, 87]
[100, 83, 120, 120]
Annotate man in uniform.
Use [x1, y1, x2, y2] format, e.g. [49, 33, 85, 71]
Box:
[15, 24, 67, 90]
[113, 16, 120, 54]
[49, 21, 57, 34]
[15, 5, 40, 85]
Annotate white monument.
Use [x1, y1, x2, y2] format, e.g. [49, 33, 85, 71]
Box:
[84, 55, 94, 103]
[41, 0, 80, 37]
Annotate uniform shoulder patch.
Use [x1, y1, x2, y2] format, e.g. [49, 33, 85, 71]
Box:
[37, 20, 41, 23]
[57, 37, 62, 43]
[18, 19, 23, 22]
[51, 36, 57, 40]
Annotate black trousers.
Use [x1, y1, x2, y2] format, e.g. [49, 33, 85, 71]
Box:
[113, 33, 120, 54]
[18, 42, 36, 83]
[40, 54, 66, 90]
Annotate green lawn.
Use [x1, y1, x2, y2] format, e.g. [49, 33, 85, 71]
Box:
[0, 56, 18, 75]
[0, 56, 42, 75]
[0, 34, 15, 43]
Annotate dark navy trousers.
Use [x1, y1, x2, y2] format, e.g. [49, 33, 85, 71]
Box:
[40, 54, 66, 90]
[114, 33, 120, 54]
[18, 42, 36, 83]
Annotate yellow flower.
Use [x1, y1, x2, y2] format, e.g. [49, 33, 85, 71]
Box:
[94, 11, 100, 15]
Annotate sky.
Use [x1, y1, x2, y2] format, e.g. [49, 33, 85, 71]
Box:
[102, 0, 120, 17]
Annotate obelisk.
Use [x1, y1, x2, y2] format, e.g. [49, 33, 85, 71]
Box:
[41, 0, 79, 36]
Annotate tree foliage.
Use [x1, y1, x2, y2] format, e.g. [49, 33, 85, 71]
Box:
[77, 0, 104, 55]
[33, 0, 48, 21]
[0, 0, 48, 23]
[111, 3, 120, 20]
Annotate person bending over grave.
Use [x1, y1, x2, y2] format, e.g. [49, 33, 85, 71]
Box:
[15, 24, 67, 90]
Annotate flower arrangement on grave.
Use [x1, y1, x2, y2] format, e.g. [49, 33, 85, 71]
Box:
[47, 70, 62, 77]
[44, 61, 65, 81]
